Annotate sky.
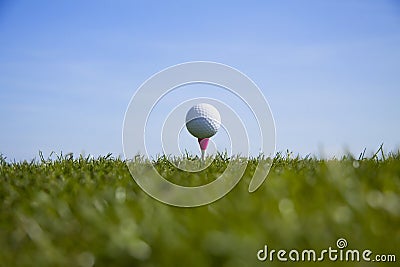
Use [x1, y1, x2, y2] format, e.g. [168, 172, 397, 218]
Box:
[0, 0, 399, 161]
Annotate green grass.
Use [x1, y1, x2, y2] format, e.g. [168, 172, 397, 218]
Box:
[0, 151, 399, 267]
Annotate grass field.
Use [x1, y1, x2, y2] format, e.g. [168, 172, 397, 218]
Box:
[1, 151, 399, 266]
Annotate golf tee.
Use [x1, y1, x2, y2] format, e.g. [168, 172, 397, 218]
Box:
[201, 149, 206, 161]
[198, 138, 209, 161]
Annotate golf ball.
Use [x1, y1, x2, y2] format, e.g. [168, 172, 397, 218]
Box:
[185, 103, 221, 138]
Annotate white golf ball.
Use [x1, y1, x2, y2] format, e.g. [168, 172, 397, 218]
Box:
[185, 103, 221, 138]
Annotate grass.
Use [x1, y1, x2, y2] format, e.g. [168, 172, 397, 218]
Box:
[0, 151, 399, 267]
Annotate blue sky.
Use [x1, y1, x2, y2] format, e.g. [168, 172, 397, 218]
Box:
[1, 0, 399, 160]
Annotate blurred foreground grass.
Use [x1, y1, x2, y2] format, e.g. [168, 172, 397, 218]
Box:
[0, 152, 399, 266]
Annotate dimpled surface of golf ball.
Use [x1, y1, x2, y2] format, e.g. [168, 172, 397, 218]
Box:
[186, 103, 221, 138]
